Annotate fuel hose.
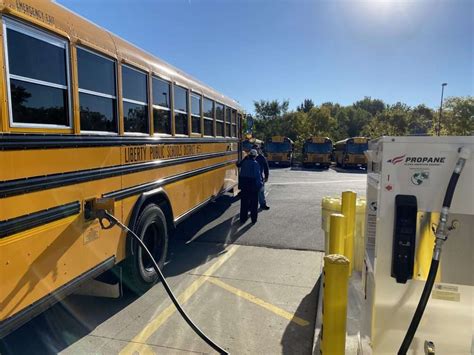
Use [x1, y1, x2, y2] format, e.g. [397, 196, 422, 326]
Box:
[398, 147, 470, 354]
[102, 211, 229, 355]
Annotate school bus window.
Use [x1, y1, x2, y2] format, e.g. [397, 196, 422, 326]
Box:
[231, 109, 237, 137]
[122, 65, 148, 133]
[5, 18, 70, 127]
[225, 106, 231, 137]
[174, 85, 189, 135]
[191, 93, 202, 134]
[152, 76, 171, 134]
[216, 103, 224, 137]
[203, 97, 215, 136]
[237, 113, 242, 137]
[77, 47, 117, 132]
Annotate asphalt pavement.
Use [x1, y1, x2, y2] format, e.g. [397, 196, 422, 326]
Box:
[0, 166, 367, 355]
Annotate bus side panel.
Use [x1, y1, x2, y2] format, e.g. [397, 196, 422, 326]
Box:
[0, 146, 120, 181]
[0, 199, 124, 322]
[120, 160, 238, 228]
[165, 163, 238, 220]
[0, 172, 125, 323]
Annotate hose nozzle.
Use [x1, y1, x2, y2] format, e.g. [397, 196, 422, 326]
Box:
[84, 197, 116, 229]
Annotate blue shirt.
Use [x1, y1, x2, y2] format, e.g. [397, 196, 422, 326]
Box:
[239, 157, 263, 191]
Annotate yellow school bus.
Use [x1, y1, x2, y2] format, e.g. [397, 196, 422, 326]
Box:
[0, 0, 242, 336]
[302, 137, 333, 168]
[265, 136, 294, 167]
[333, 137, 368, 168]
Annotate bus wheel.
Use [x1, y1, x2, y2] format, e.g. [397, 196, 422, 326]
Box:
[123, 204, 168, 295]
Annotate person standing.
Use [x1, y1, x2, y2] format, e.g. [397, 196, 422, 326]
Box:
[238, 149, 263, 224]
[253, 144, 270, 210]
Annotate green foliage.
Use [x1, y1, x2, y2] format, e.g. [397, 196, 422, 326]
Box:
[297, 99, 315, 113]
[353, 97, 386, 116]
[253, 99, 289, 120]
[408, 104, 434, 135]
[441, 97, 474, 136]
[250, 97, 473, 162]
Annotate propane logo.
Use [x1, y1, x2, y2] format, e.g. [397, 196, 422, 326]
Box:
[411, 171, 429, 185]
[387, 154, 406, 165]
[387, 154, 446, 166]
[405, 156, 446, 165]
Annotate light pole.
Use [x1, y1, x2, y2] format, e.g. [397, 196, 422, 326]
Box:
[437, 83, 447, 136]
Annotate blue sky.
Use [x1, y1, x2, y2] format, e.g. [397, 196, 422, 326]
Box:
[58, 0, 472, 113]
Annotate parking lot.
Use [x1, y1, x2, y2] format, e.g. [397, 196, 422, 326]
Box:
[1, 167, 367, 355]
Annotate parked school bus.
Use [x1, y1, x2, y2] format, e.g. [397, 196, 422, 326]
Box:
[0, 0, 243, 337]
[333, 137, 368, 168]
[302, 137, 332, 168]
[265, 136, 294, 167]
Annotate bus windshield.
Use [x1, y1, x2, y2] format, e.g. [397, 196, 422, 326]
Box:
[266, 142, 292, 153]
[304, 142, 332, 153]
[347, 143, 368, 154]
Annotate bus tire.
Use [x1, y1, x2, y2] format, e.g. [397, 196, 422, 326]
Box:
[123, 204, 168, 295]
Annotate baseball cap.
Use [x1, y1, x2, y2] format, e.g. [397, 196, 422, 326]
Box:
[249, 149, 258, 157]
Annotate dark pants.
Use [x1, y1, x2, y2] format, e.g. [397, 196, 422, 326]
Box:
[240, 188, 258, 223]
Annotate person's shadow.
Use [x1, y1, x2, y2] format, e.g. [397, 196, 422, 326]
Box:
[166, 194, 254, 277]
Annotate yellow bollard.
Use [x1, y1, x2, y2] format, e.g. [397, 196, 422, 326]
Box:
[329, 214, 346, 255]
[341, 190, 357, 274]
[320, 254, 350, 355]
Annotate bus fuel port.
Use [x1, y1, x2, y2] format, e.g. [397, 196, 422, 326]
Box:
[84, 198, 115, 221]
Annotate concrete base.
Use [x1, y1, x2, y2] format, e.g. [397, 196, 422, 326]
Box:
[313, 271, 365, 355]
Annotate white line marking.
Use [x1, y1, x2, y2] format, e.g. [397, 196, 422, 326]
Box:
[267, 179, 366, 186]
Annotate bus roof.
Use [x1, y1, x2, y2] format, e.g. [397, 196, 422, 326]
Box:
[269, 136, 294, 144]
[306, 137, 332, 143]
[334, 137, 368, 145]
[5, 0, 242, 111]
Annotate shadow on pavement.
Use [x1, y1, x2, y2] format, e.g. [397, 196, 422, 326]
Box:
[0, 194, 243, 355]
[281, 276, 321, 355]
[166, 215, 254, 278]
[166, 193, 253, 276]
[0, 292, 137, 355]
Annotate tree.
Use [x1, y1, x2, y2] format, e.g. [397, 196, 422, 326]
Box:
[353, 97, 386, 116]
[297, 99, 314, 113]
[335, 107, 371, 139]
[307, 106, 337, 137]
[441, 96, 474, 135]
[408, 104, 434, 135]
[363, 105, 410, 137]
[321, 102, 342, 118]
[253, 99, 289, 120]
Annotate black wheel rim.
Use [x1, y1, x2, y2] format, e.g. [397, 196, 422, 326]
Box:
[141, 222, 164, 272]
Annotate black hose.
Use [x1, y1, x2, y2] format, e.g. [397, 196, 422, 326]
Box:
[442, 173, 460, 208]
[398, 259, 439, 354]
[104, 211, 229, 355]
